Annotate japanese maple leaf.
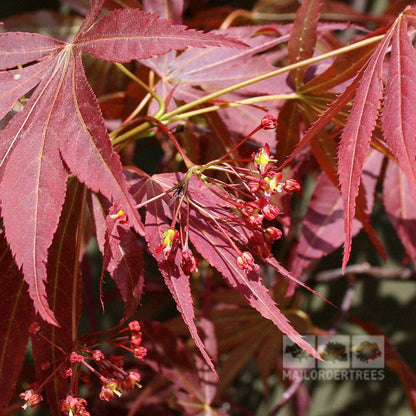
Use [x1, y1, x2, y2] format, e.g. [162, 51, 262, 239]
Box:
[338, 8, 416, 269]
[128, 170, 321, 363]
[0, 0, 244, 324]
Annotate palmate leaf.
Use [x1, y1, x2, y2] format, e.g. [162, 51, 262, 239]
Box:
[338, 8, 416, 269]
[128, 170, 321, 361]
[0, 0, 243, 324]
[337, 28, 393, 270]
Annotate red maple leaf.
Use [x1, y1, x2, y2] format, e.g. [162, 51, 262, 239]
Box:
[0, 0, 244, 324]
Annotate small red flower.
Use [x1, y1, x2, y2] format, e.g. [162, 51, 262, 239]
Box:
[60, 367, 73, 379]
[99, 380, 122, 401]
[91, 350, 105, 362]
[253, 144, 272, 175]
[133, 346, 147, 360]
[28, 322, 40, 336]
[108, 203, 129, 225]
[60, 395, 90, 416]
[237, 251, 259, 273]
[181, 248, 199, 275]
[130, 333, 143, 348]
[69, 352, 83, 363]
[122, 369, 142, 391]
[259, 200, 280, 220]
[261, 114, 277, 130]
[283, 179, 301, 192]
[156, 228, 179, 258]
[264, 226, 282, 243]
[128, 321, 141, 333]
[20, 389, 43, 410]
[246, 213, 264, 228]
[263, 172, 283, 194]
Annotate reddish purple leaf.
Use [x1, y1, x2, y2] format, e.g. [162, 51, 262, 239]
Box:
[75, 0, 105, 37]
[300, 28, 385, 95]
[75, 9, 246, 62]
[280, 71, 362, 170]
[0, 0, 251, 324]
[338, 29, 393, 270]
[31, 179, 84, 415]
[141, 26, 290, 115]
[0, 32, 65, 69]
[384, 162, 416, 264]
[290, 174, 360, 277]
[0, 232, 35, 411]
[383, 17, 416, 204]
[0, 68, 70, 325]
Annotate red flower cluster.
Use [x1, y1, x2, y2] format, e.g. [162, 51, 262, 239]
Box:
[232, 143, 300, 268]
[129, 320, 147, 360]
[153, 115, 301, 276]
[20, 320, 146, 413]
[60, 396, 90, 416]
[20, 389, 43, 410]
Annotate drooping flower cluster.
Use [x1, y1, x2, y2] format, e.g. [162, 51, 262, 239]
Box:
[235, 142, 300, 266]
[19, 389, 43, 410]
[60, 395, 90, 416]
[20, 320, 146, 413]
[153, 114, 301, 275]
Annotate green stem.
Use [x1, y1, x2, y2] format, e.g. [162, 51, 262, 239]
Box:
[167, 93, 298, 122]
[159, 34, 384, 122]
[112, 34, 384, 146]
[114, 63, 165, 118]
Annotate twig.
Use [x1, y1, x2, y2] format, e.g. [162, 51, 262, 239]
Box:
[309, 263, 416, 283]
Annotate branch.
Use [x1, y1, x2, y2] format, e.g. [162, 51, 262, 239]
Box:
[309, 263, 416, 283]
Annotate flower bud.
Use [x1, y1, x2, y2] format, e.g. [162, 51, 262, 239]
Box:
[20, 390, 43, 410]
[28, 322, 41, 336]
[264, 227, 282, 243]
[261, 114, 277, 130]
[237, 251, 258, 273]
[181, 249, 199, 275]
[261, 203, 280, 220]
[283, 179, 301, 192]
